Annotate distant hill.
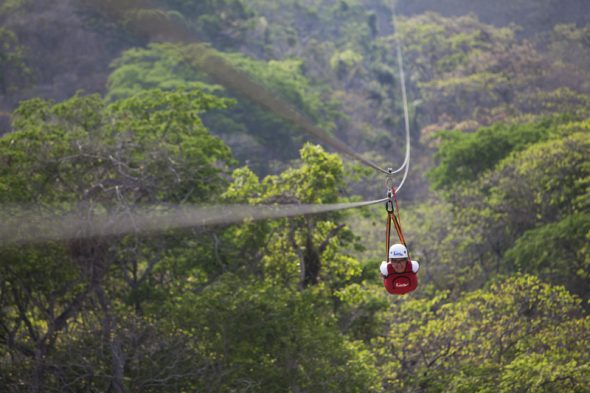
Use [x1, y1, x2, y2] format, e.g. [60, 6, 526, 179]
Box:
[398, 0, 590, 35]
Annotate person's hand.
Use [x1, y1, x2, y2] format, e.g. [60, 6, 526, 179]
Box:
[380, 261, 389, 277]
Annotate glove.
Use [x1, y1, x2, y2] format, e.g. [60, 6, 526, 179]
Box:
[380, 261, 389, 277]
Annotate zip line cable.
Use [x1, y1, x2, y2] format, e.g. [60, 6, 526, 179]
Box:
[189, 13, 413, 185]
[0, 4, 414, 244]
[390, 10, 412, 193]
[0, 199, 389, 245]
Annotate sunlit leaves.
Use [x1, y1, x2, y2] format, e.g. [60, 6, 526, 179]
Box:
[223, 143, 352, 287]
[1, 89, 234, 206]
[330, 49, 363, 80]
[0, 88, 236, 391]
[411, 117, 590, 301]
[106, 43, 222, 102]
[374, 275, 589, 392]
[428, 117, 561, 190]
[107, 43, 337, 169]
[504, 213, 590, 297]
[489, 130, 590, 234]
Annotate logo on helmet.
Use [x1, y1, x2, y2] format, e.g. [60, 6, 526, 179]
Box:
[389, 244, 408, 259]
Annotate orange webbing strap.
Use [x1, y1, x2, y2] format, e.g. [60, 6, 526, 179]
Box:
[391, 187, 406, 246]
[385, 195, 393, 261]
[386, 187, 409, 259]
[391, 212, 407, 246]
[386, 212, 406, 258]
[385, 211, 392, 260]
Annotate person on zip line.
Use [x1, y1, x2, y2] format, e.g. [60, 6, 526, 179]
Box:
[380, 243, 419, 295]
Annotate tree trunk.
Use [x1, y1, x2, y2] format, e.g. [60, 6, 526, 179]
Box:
[302, 232, 320, 288]
[30, 344, 47, 393]
[96, 286, 127, 393]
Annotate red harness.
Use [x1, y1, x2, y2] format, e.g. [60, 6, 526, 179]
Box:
[383, 261, 418, 295]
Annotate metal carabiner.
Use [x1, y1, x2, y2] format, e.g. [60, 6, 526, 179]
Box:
[385, 168, 396, 213]
[385, 194, 394, 213]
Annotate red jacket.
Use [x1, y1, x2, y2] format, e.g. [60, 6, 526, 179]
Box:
[383, 261, 418, 295]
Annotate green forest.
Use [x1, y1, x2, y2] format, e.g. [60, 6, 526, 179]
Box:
[1, 0, 589, 392]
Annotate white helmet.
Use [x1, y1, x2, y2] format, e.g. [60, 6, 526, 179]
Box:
[389, 243, 408, 259]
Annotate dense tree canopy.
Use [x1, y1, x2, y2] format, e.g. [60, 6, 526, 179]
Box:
[1, 0, 589, 391]
[373, 275, 590, 392]
[106, 42, 338, 171]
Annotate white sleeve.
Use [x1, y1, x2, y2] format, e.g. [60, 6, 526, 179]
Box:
[380, 261, 389, 276]
[411, 260, 420, 273]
